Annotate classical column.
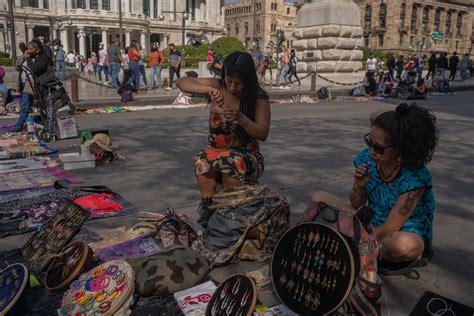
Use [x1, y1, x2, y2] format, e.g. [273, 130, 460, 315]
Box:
[61, 28, 69, 52]
[79, 28, 86, 56]
[439, 9, 446, 34]
[125, 0, 131, 16]
[102, 29, 108, 48]
[140, 32, 147, 51]
[27, 25, 34, 42]
[429, 7, 436, 34]
[170, 0, 175, 21]
[15, 0, 22, 7]
[206, 0, 211, 23]
[125, 30, 131, 46]
[195, 1, 201, 22]
[67, 0, 72, 10]
[157, 0, 162, 18]
[86, 0, 90, 9]
[98, 0, 103, 10]
[38, 0, 44, 9]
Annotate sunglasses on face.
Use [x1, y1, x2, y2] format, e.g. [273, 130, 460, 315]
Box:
[364, 133, 393, 155]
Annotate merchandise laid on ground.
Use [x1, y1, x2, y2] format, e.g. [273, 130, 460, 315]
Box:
[1, 129, 473, 316]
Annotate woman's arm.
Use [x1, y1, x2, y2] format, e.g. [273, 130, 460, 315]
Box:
[175, 77, 220, 96]
[236, 98, 271, 141]
[373, 188, 425, 240]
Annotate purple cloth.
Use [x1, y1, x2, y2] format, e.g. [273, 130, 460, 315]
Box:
[94, 237, 162, 261]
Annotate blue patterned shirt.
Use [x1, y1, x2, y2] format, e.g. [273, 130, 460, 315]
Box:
[354, 148, 436, 246]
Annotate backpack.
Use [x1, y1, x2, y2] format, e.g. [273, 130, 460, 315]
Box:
[305, 201, 382, 316]
[352, 85, 366, 97]
[192, 185, 290, 268]
[317, 86, 330, 99]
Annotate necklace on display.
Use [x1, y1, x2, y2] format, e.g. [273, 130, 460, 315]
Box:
[377, 164, 400, 182]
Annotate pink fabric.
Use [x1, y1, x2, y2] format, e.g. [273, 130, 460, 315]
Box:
[74, 193, 123, 215]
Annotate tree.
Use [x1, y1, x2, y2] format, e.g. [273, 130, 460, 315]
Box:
[210, 37, 246, 58]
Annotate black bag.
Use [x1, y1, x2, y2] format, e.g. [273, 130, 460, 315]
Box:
[317, 86, 330, 99]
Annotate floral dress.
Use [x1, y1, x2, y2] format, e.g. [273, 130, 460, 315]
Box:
[195, 111, 264, 183]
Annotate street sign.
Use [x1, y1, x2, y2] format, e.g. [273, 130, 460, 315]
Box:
[432, 32, 444, 41]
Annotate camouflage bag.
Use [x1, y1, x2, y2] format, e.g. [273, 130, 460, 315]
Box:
[127, 247, 209, 297]
[192, 185, 290, 269]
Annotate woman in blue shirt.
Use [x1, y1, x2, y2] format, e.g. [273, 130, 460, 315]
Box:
[312, 103, 439, 263]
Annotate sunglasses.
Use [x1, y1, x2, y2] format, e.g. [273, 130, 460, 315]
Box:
[364, 133, 393, 155]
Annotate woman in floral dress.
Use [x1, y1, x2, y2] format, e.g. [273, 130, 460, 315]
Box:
[176, 51, 271, 225]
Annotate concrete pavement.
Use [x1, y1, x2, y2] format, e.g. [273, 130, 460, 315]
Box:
[1, 92, 473, 314]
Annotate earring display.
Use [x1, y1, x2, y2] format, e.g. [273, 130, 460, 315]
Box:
[21, 200, 90, 275]
[205, 274, 257, 316]
[0, 263, 29, 315]
[271, 223, 355, 316]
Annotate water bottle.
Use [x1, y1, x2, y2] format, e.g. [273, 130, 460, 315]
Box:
[26, 117, 36, 140]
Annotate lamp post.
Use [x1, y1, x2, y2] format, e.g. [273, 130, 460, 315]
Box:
[159, 10, 190, 61]
[7, 0, 17, 66]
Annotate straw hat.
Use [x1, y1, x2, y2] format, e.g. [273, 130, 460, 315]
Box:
[84, 133, 116, 152]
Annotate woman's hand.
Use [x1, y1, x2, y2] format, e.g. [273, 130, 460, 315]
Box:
[222, 107, 240, 122]
[208, 87, 224, 108]
[353, 163, 371, 190]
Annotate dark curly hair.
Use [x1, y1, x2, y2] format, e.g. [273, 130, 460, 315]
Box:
[372, 103, 439, 169]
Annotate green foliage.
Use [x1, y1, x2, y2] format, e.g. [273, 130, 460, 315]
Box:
[209, 37, 246, 58]
[0, 58, 13, 66]
[0, 51, 10, 58]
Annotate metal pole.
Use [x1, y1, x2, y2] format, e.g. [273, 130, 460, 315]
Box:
[182, 12, 185, 68]
[119, 0, 123, 49]
[7, 0, 17, 66]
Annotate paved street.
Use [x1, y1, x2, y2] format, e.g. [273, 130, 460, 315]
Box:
[1, 92, 473, 314]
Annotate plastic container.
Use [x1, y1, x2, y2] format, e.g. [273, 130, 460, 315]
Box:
[59, 152, 95, 170]
[26, 117, 35, 140]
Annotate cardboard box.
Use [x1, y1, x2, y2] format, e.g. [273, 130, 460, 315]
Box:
[57, 116, 78, 139]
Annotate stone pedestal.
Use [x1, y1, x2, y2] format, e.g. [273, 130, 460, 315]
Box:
[294, 0, 364, 75]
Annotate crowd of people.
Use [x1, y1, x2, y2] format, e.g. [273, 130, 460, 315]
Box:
[175, 51, 440, 266]
[361, 51, 471, 98]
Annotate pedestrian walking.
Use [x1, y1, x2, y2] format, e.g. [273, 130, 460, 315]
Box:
[437, 53, 448, 79]
[97, 43, 109, 82]
[280, 47, 289, 85]
[127, 40, 142, 90]
[149, 44, 165, 87]
[287, 49, 301, 86]
[448, 52, 459, 81]
[366, 53, 377, 75]
[387, 53, 396, 80]
[396, 55, 404, 81]
[107, 39, 123, 88]
[417, 55, 426, 79]
[91, 52, 98, 76]
[138, 46, 148, 86]
[167, 43, 182, 90]
[262, 53, 272, 85]
[65, 51, 76, 67]
[54, 44, 66, 80]
[459, 53, 469, 80]
[425, 53, 437, 80]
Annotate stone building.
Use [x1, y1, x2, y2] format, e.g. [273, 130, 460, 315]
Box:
[223, 0, 298, 49]
[0, 0, 226, 57]
[353, 0, 474, 57]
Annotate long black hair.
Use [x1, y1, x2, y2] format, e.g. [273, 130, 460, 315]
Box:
[372, 103, 439, 169]
[220, 51, 268, 121]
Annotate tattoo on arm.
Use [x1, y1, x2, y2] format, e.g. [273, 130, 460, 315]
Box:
[398, 189, 423, 216]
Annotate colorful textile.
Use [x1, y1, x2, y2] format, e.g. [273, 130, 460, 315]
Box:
[354, 148, 436, 246]
[73, 193, 123, 215]
[94, 237, 162, 261]
[0, 167, 80, 192]
[173, 281, 217, 315]
[195, 111, 264, 183]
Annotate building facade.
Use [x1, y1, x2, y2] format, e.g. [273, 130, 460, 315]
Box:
[354, 0, 474, 57]
[223, 0, 298, 50]
[0, 0, 226, 57]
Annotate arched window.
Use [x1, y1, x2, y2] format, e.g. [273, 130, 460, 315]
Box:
[411, 5, 418, 31]
[379, 3, 387, 28]
[364, 5, 372, 31]
[446, 11, 452, 34]
[256, 20, 260, 33]
[245, 22, 249, 36]
[456, 12, 463, 35]
[235, 23, 239, 35]
[434, 8, 441, 32]
[400, 3, 406, 28]
[422, 7, 430, 33]
[287, 8, 290, 15]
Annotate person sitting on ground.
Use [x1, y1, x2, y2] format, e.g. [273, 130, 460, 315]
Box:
[312, 103, 439, 264]
[379, 72, 394, 96]
[431, 75, 452, 93]
[175, 51, 271, 226]
[363, 71, 377, 96]
[407, 78, 428, 100]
